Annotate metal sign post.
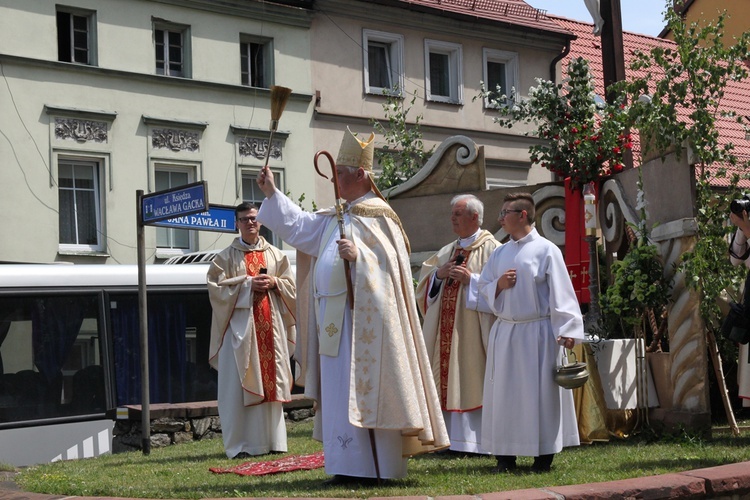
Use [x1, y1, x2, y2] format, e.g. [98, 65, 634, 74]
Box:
[136, 189, 151, 455]
[135, 182, 209, 455]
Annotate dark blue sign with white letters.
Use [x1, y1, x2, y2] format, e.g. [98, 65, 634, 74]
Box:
[141, 181, 208, 224]
[151, 204, 237, 233]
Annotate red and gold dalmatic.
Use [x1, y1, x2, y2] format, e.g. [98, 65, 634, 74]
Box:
[207, 237, 296, 406]
[416, 231, 501, 412]
[436, 248, 469, 408]
[244, 251, 277, 402]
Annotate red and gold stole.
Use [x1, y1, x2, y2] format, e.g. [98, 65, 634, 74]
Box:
[438, 247, 469, 409]
[244, 251, 276, 402]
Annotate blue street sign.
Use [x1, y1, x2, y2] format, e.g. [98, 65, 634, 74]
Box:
[151, 204, 237, 233]
[141, 181, 208, 224]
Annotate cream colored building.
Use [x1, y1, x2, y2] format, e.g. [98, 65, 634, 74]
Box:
[0, 0, 315, 264]
[309, 0, 574, 206]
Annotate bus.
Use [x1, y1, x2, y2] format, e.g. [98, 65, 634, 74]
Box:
[0, 254, 293, 467]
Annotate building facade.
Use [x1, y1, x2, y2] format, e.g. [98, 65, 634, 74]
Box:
[309, 0, 575, 206]
[661, 0, 750, 41]
[0, 0, 315, 264]
[0, 0, 575, 264]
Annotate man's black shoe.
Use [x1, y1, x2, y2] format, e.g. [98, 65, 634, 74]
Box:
[322, 474, 351, 486]
[232, 451, 251, 460]
[437, 449, 474, 458]
[530, 454, 554, 473]
[322, 475, 381, 487]
[492, 455, 517, 473]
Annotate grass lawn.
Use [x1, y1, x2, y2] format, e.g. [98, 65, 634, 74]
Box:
[10, 419, 750, 499]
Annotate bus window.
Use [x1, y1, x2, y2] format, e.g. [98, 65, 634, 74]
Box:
[0, 293, 106, 425]
[109, 290, 216, 406]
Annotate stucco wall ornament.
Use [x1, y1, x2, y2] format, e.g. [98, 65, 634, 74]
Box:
[534, 185, 567, 247]
[238, 137, 282, 160]
[600, 178, 639, 252]
[55, 118, 108, 143]
[152, 128, 200, 152]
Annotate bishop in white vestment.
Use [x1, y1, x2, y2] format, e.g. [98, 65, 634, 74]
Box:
[256, 128, 449, 484]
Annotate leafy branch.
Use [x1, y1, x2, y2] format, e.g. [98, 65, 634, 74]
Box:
[487, 57, 632, 190]
[370, 87, 434, 190]
[617, 7, 750, 342]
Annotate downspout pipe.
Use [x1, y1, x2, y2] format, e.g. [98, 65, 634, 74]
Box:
[549, 40, 571, 84]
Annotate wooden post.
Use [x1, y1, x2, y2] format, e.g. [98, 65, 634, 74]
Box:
[706, 329, 740, 436]
[599, 0, 633, 169]
[599, 0, 626, 101]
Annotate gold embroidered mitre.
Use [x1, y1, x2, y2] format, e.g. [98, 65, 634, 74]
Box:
[337, 127, 375, 170]
[335, 127, 388, 202]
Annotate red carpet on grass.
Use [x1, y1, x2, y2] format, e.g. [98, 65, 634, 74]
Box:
[210, 451, 325, 476]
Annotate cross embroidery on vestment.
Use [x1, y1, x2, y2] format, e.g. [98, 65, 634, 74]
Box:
[325, 323, 338, 337]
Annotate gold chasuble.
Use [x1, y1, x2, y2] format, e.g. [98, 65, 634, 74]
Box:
[416, 230, 500, 412]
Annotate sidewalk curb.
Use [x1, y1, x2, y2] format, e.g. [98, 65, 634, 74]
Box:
[1, 461, 748, 499]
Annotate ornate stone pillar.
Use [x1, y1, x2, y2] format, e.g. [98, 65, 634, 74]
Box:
[653, 221, 711, 432]
[602, 175, 710, 433]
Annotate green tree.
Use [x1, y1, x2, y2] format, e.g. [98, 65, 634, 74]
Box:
[370, 88, 433, 190]
[601, 169, 670, 343]
[617, 5, 750, 346]
[488, 57, 632, 190]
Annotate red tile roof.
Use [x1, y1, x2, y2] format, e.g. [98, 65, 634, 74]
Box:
[395, 0, 575, 37]
[554, 16, 750, 188]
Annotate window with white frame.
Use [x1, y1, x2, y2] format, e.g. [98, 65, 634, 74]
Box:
[154, 23, 190, 77]
[241, 171, 279, 246]
[425, 39, 463, 104]
[240, 35, 273, 88]
[363, 29, 404, 95]
[58, 158, 103, 251]
[155, 166, 194, 251]
[483, 48, 519, 108]
[56, 6, 96, 65]
[485, 159, 531, 188]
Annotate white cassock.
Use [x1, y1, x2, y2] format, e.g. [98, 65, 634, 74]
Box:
[730, 229, 750, 407]
[258, 190, 422, 479]
[740, 344, 750, 407]
[217, 320, 286, 456]
[478, 228, 583, 457]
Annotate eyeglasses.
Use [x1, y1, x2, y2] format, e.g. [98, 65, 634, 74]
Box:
[237, 216, 257, 224]
[499, 209, 524, 218]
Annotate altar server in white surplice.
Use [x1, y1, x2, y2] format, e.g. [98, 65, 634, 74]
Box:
[256, 128, 449, 486]
[478, 192, 583, 474]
